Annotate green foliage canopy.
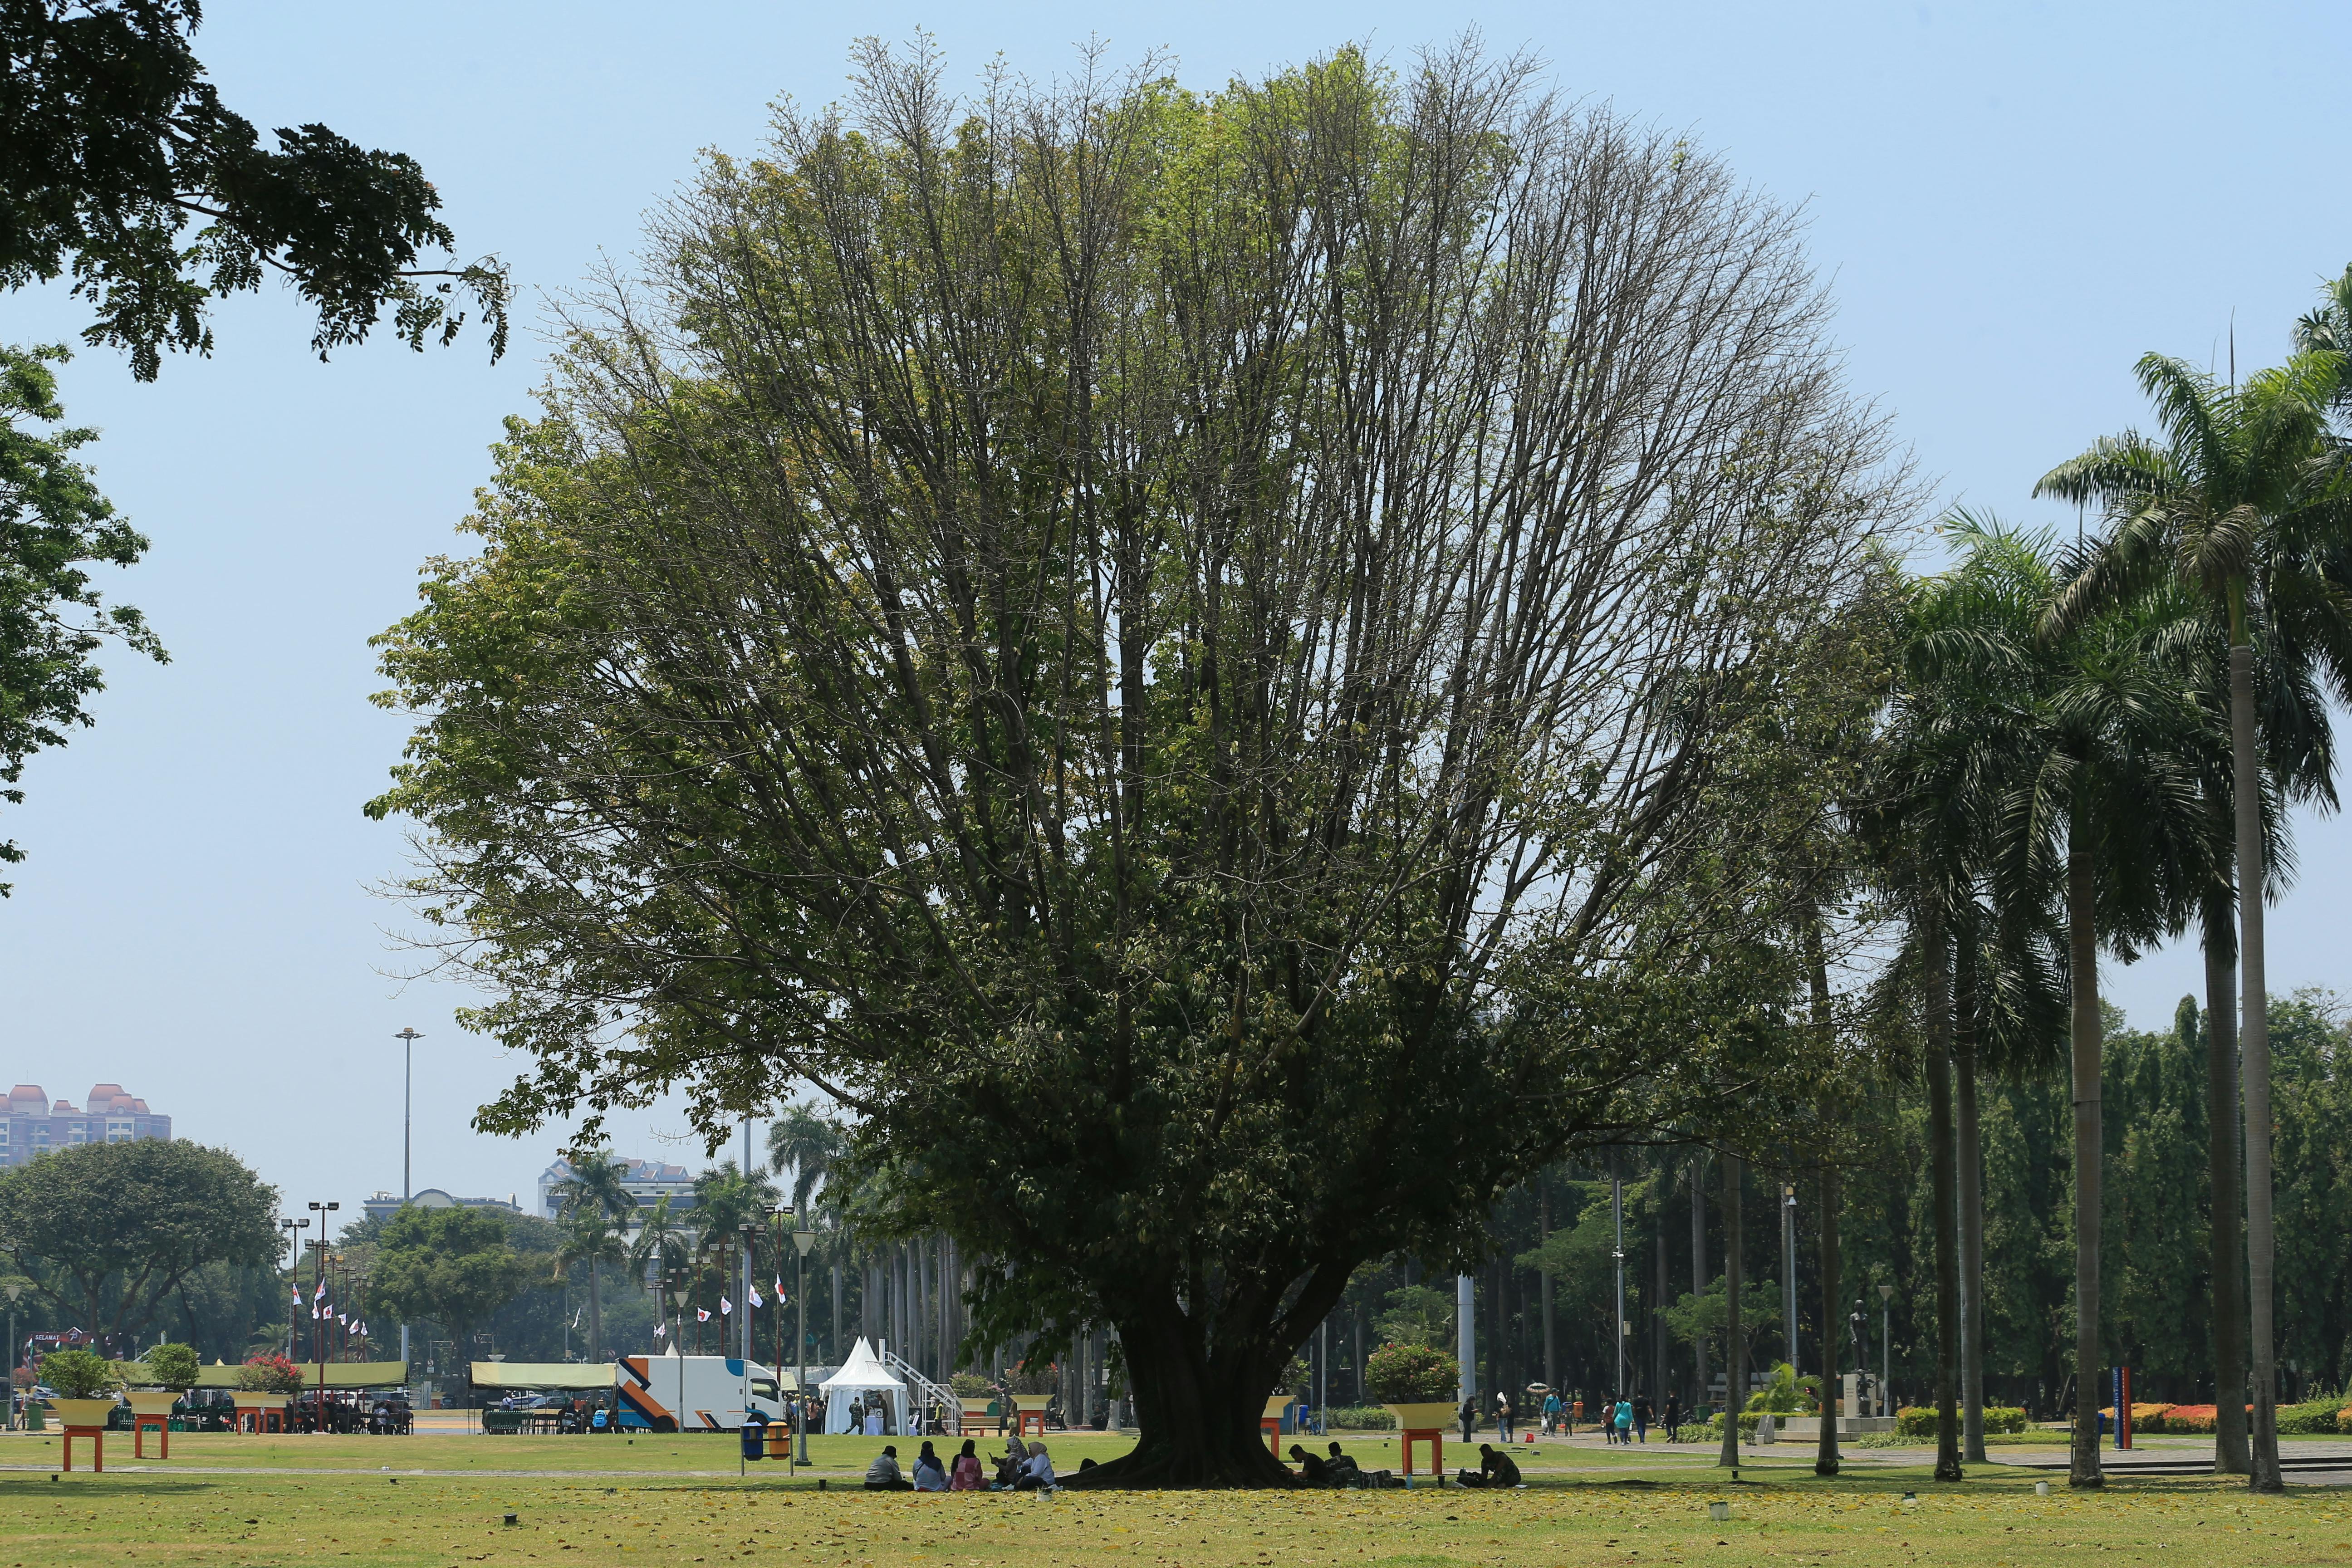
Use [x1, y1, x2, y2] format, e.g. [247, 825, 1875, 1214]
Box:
[363, 1205, 533, 1352]
[0, 342, 161, 884]
[1, 0, 507, 378]
[0, 1137, 278, 1340]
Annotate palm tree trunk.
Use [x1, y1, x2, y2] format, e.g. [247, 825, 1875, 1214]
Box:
[1955, 929, 1987, 1464]
[1805, 913, 1841, 1477]
[1923, 903, 1964, 1482]
[1691, 1155, 1708, 1416]
[2203, 880, 2250, 1474]
[1717, 1152, 1743, 1468]
[588, 1257, 604, 1362]
[1815, 1159, 1842, 1476]
[2231, 642, 2283, 1491]
[2066, 826, 2104, 1489]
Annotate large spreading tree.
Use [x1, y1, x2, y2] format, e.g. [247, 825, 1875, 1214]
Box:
[371, 42, 1902, 1484]
[0, 1137, 279, 1341]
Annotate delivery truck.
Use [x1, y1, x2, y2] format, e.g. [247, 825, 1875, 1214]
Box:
[617, 1351, 792, 1432]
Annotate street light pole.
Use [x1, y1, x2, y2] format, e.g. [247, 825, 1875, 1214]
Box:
[4, 1280, 20, 1431]
[1782, 1184, 1799, 1378]
[1611, 1171, 1627, 1402]
[1878, 1282, 1894, 1418]
[793, 1225, 817, 1464]
[307, 1201, 338, 1432]
[392, 1029, 422, 1392]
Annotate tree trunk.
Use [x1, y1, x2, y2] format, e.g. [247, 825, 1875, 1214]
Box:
[2231, 642, 2283, 1492]
[1065, 1297, 1317, 1488]
[2066, 828, 2104, 1489]
[1717, 1152, 1743, 1468]
[1923, 902, 1964, 1482]
[2203, 883, 2250, 1475]
[830, 1261, 843, 1361]
[1955, 927, 1986, 1464]
[1691, 1153, 1709, 1415]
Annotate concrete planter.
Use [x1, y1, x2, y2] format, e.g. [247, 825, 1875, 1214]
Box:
[50, 1397, 118, 1429]
[1010, 1394, 1050, 1412]
[126, 1391, 181, 1418]
[1383, 1401, 1457, 1430]
[1263, 1395, 1293, 1421]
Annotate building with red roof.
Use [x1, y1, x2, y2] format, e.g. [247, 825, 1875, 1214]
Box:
[1, 1083, 172, 1166]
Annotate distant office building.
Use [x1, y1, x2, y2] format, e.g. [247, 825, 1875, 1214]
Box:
[361, 1188, 524, 1225]
[0, 1083, 171, 1167]
[537, 1156, 696, 1233]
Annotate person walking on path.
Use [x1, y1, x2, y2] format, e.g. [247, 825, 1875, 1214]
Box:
[1459, 1395, 1478, 1446]
[1632, 1392, 1651, 1444]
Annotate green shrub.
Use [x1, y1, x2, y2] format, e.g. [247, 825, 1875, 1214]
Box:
[1325, 1405, 1396, 1430]
[1895, 1404, 2027, 1437]
[2276, 1401, 2340, 1436]
[127, 1343, 201, 1389]
[40, 1348, 118, 1399]
[948, 1371, 993, 1398]
[1744, 1363, 1801, 1414]
[1364, 1343, 1459, 1403]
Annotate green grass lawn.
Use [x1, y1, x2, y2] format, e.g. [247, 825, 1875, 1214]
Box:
[0, 1431, 2346, 1565]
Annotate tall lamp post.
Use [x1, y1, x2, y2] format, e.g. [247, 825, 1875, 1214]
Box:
[307, 1201, 338, 1432]
[393, 1027, 422, 1377]
[1781, 1183, 1799, 1378]
[1610, 1171, 1627, 1401]
[4, 1279, 21, 1431]
[793, 1224, 817, 1464]
[1877, 1282, 1894, 1418]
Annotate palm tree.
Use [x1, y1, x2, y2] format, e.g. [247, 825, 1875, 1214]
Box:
[1879, 517, 2208, 1487]
[2037, 345, 2352, 1489]
[630, 1195, 686, 1343]
[551, 1151, 637, 1360]
[689, 1160, 778, 1355]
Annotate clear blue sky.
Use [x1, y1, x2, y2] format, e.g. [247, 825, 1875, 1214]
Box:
[4, 0, 2348, 1225]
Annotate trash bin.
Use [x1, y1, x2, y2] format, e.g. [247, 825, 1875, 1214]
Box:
[740, 1413, 768, 1462]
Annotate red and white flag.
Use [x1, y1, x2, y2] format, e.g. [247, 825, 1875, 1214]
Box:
[747, 1285, 763, 1310]
[720, 1297, 733, 1316]
[696, 1308, 710, 1323]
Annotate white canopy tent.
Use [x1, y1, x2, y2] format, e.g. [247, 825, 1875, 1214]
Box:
[818, 1338, 907, 1434]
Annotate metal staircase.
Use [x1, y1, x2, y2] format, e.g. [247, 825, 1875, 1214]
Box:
[877, 1344, 962, 1434]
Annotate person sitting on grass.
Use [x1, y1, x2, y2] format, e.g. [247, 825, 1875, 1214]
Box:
[1288, 1444, 1333, 1486]
[865, 1444, 913, 1491]
[994, 1435, 1029, 1488]
[950, 1438, 985, 1491]
[1323, 1442, 1366, 1488]
[913, 1440, 950, 1492]
[1016, 1441, 1056, 1491]
[1454, 1442, 1522, 1489]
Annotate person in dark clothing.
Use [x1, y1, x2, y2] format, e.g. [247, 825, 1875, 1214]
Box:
[864, 1444, 913, 1491]
[1455, 1443, 1521, 1489]
[1324, 1441, 1365, 1487]
[1289, 1444, 1333, 1486]
[1632, 1392, 1652, 1444]
[1662, 1393, 1682, 1441]
[1458, 1396, 1478, 1445]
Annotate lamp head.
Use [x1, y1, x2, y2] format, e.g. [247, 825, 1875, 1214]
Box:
[793, 1229, 818, 1256]
[1877, 1283, 1894, 1302]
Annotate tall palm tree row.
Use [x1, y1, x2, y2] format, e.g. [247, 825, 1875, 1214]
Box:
[551, 1150, 638, 1360]
[1873, 515, 2211, 1487]
[2039, 340, 2352, 1490]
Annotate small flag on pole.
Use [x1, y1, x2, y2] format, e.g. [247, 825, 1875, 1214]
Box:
[696, 1308, 710, 1323]
[720, 1297, 733, 1315]
[748, 1285, 764, 1310]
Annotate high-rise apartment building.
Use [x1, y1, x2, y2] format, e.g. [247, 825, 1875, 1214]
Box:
[0, 1083, 172, 1166]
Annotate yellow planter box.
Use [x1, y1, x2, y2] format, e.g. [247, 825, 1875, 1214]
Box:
[1384, 1401, 1457, 1431]
[1011, 1394, 1050, 1411]
[125, 1391, 180, 1418]
[49, 1398, 118, 1428]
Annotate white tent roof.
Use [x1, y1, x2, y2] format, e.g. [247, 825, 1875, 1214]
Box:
[818, 1338, 905, 1393]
